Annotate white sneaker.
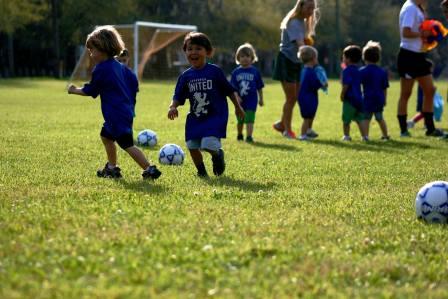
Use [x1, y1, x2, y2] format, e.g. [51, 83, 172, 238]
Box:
[306, 128, 319, 138]
[297, 135, 309, 141]
[407, 120, 415, 129]
[341, 135, 352, 141]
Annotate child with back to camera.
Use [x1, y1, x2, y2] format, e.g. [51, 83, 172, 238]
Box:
[117, 48, 130, 66]
[340, 45, 368, 141]
[360, 41, 390, 140]
[296, 45, 328, 141]
[168, 32, 245, 177]
[230, 43, 264, 143]
[68, 26, 161, 180]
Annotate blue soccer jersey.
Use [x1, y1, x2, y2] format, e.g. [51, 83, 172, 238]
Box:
[173, 63, 236, 141]
[298, 66, 324, 118]
[230, 66, 264, 111]
[360, 64, 389, 113]
[82, 58, 138, 137]
[342, 65, 363, 111]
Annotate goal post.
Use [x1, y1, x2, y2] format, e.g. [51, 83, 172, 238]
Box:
[69, 21, 197, 83]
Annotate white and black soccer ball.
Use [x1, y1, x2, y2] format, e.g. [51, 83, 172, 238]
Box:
[416, 181, 448, 223]
[159, 143, 185, 165]
[137, 129, 157, 147]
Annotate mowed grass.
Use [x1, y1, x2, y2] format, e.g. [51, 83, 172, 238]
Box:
[1, 78, 448, 298]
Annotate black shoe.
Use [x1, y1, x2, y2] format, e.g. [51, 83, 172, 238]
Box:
[237, 134, 244, 141]
[246, 136, 254, 143]
[212, 149, 225, 176]
[142, 165, 162, 180]
[426, 128, 444, 137]
[97, 163, 122, 178]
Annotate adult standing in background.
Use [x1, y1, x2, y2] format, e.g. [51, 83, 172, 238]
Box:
[272, 0, 320, 139]
[396, 0, 443, 137]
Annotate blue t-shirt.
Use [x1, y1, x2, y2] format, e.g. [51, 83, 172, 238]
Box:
[82, 58, 138, 137]
[298, 66, 323, 107]
[230, 65, 264, 111]
[360, 64, 389, 113]
[173, 63, 236, 141]
[342, 65, 363, 111]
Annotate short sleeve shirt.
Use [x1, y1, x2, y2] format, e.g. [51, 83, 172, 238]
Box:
[298, 66, 323, 107]
[280, 19, 305, 63]
[360, 64, 389, 113]
[173, 63, 236, 141]
[399, 0, 425, 52]
[342, 65, 363, 111]
[230, 65, 264, 111]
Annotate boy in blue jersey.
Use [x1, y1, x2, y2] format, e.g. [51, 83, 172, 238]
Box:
[297, 45, 328, 141]
[230, 43, 264, 143]
[68, 26, 161, 180]
[168, 32, 245, 177]
[360, 41, 390, 140]
[340, 45, 368, 141]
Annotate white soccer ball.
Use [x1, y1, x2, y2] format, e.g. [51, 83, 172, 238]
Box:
[137, 129, 157, 147]
[159, 143, 185, 165]
[416, 181, 448, 223]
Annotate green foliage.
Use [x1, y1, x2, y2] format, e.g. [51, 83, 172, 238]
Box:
[2, 79, 448, 297]
[0, 0, 47, 33]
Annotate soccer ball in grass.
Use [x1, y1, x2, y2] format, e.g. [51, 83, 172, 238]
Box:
[159, 144, 185, 165]
[416, 181, 448, 223]
[137, 129, 157, 147]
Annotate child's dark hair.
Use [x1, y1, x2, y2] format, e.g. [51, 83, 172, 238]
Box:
[182, 32, 213, 54]
[86, 25, 124, 58]
[362, 41, 381, 63]
[343, 45, 362, 64]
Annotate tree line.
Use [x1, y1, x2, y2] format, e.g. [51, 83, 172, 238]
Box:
[1, 0, 447, 78]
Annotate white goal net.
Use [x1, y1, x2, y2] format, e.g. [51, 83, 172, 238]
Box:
[69, 21, 197, 83]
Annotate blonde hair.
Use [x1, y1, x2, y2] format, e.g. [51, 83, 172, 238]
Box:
[235, 43, 258, 64]
[85, 25, 125, 58]
[280, 0, 320, 39]
[362, 40, 382, 63]
[298, 45, 317, 63]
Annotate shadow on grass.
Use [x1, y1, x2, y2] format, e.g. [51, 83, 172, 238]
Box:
[312, 138, 433, 153]
[115, 179, 168, 194]
[249, 141, 300, 152]
[204, 175, 276, 192]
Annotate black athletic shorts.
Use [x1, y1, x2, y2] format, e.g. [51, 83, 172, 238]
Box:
[100, 127, 134, 150]
[397, 48, 432, 79]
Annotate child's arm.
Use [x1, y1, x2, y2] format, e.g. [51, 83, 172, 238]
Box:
[67, 84, 88, 96]
[258, 89, 264, 107]
[229, 92, 245, 119]
[168, 100, 180, 120]
[340, 85, 349, 101]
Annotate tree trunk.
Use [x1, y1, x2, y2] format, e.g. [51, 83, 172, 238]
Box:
[7, 32, 14, 77]
[51, 0, 61, 78]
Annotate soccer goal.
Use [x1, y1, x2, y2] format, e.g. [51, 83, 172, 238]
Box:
[69, 21, 197, 83]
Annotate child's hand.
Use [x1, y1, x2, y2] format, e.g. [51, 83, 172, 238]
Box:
[259, 99, 264, 107]
[168, 106, 178, 120]
[67, 84, 76, 94]
[235, 105, 245, 120]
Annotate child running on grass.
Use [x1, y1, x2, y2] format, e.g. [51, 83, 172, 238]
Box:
[340, 45, 368, 141]
[296, 45, 327, 141]
[68, 26, 161, 180]
[168, 32, 245, 177]
[360, 41, 390, 140]
[230, 43, 264, 143]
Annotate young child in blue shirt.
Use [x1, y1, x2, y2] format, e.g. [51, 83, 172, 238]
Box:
[340, 45, 368, 141]
[297, 45, 328, 141]
[168, 32, 245, 177]
[230, 43, 264, 143]
[360, 41, 390, 140]
[68, 26, 161, 180]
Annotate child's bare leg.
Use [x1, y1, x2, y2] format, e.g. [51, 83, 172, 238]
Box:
[101, 136, 117, 166]
[301, 118, 313, 136]
[125, 146, 150, 170]
[357, 120, 368, 137]
[189, 149, 204, 167]
[246, 123, 254, 137]
[237, 123, 244, 136]
[378, 119, 389, 137]
[343, 123, 350, 137]
[365, 120, 371, 137]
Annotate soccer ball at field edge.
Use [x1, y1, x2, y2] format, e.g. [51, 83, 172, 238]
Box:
[159, 144, 185, 165]
[415, 181, 448, 223]
[137, 129, 157, 147]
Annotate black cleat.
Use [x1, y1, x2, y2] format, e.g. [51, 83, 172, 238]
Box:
[212, 149, 225, 176]
[426, 128, 444, 137]
[245, 136, 254, 143]
[97, 163, 122, 178]
[142, 165, 162, 180]
[237, 134, 244, 141]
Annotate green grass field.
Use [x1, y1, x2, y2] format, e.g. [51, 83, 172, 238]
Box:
[2, 78, 448, 298]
